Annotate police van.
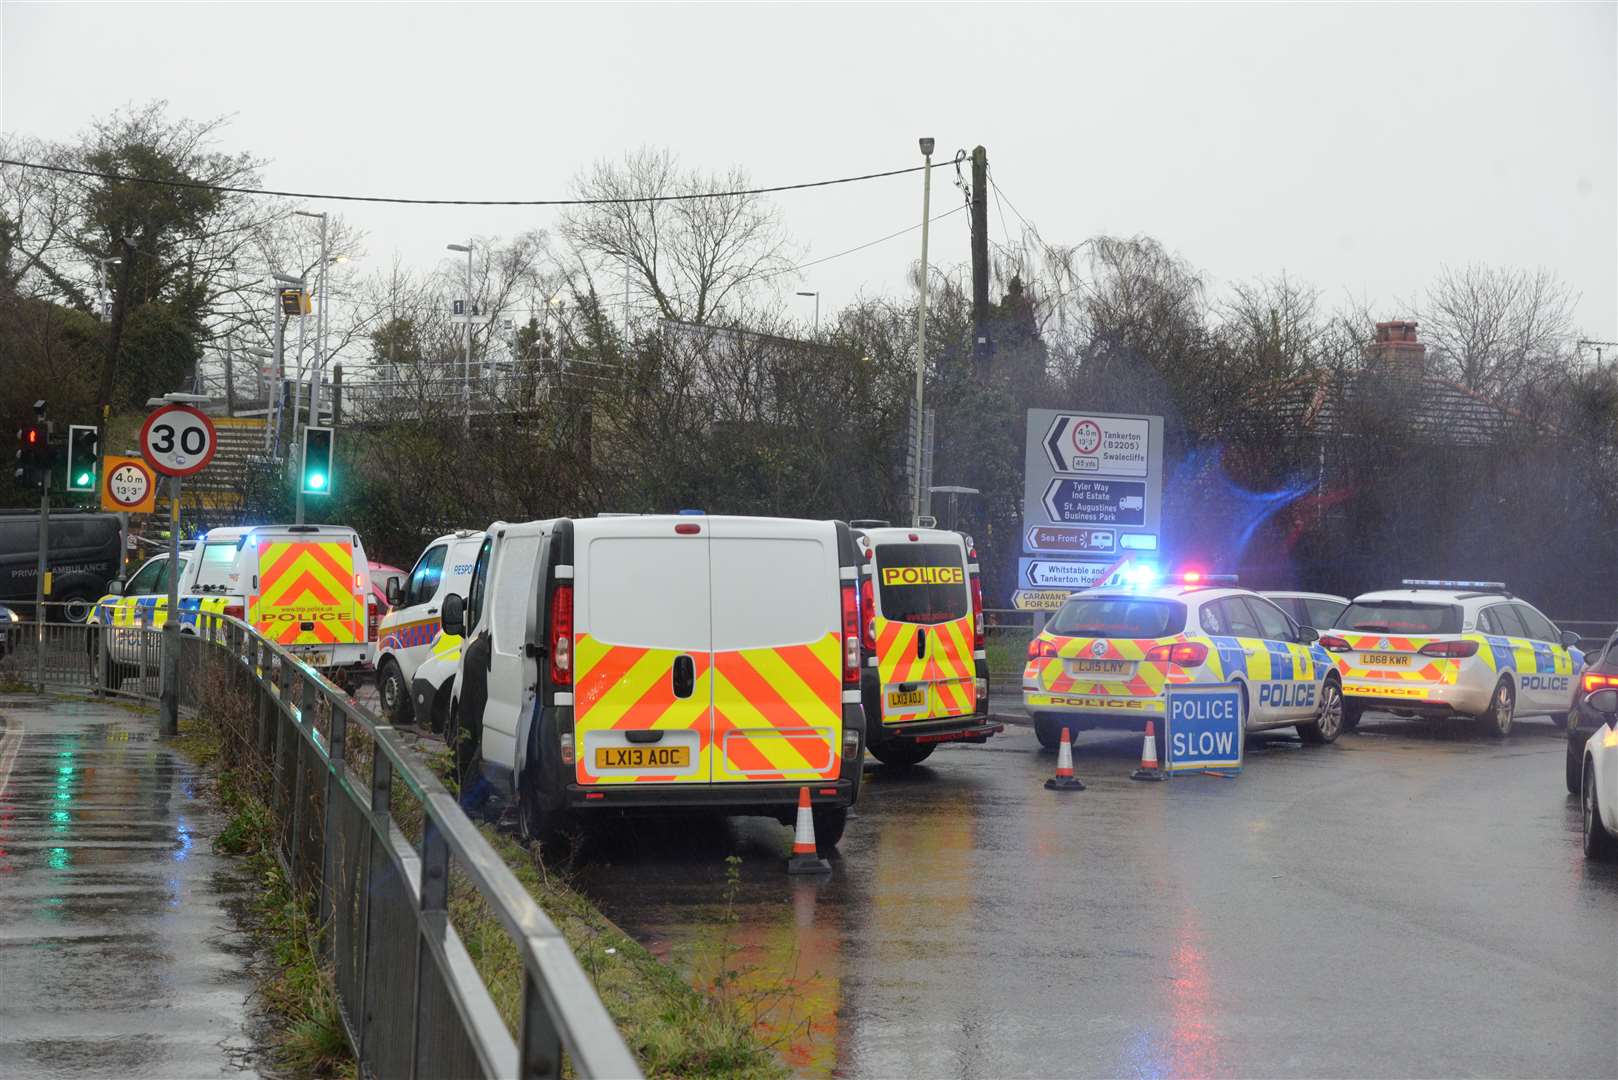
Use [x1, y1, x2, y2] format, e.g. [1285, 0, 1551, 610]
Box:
[439, 514, 866, 849]
[373, 529, 483, 728]
[92, 523, 376, 678]
[1324, 580, 1583, 736]
[850, 522, 1001, 766]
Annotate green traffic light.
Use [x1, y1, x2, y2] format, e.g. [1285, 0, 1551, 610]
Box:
[76, 473, 91, 486]
[308, 473, 326, 490]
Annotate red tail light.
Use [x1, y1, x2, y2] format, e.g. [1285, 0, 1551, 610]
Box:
[1318, 635, 1351, 652]
[1419, 640, 1479, 658]
[970, 574, 985, 650]
[1145, 641, 1209, 666]
[1583, 672, 1617, 694]
[860, 576, 876, 652]
[224, 603, 245, 622]
[1027, 637, 1058, 660]
[550, 584, 574, 685]
[840, 582, 860, 685]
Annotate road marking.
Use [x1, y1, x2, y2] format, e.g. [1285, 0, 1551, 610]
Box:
[0, 717, 23, 803]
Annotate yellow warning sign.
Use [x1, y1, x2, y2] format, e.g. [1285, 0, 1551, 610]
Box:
[100, 455, 156, 514]
[1012, 589, 1071, 611]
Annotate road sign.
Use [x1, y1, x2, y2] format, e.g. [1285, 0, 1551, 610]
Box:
[1012, 589, 1071, 611]
[1018, 557, 1113, 590]
[1165, 683, 1245, 775]
[1043, 478, 1147, 527]
[101, 455, 156, 513]
[1042, 414, 1151, 476]
[1025, 525, 1115, 554]
[139, 404, 217, 478]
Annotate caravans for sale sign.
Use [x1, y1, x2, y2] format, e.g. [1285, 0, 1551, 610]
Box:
[1165, 683, 1244, 775]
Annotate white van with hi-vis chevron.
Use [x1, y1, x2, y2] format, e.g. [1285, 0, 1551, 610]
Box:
[438, 514, 866, 849]
[373, 529, 483, 730]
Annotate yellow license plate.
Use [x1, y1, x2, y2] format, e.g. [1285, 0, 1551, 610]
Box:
[1069, 659, 1132, 675]
[886, 689, 926, 710]
[594, 745, 690, 770]
[1361, 653, 1410, 667]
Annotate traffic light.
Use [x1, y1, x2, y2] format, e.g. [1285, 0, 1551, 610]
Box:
[280, 288, 311, 316]
[14, 422, 48, 489]
[66, 425, 98, 492]
[301, 426, 334, 495]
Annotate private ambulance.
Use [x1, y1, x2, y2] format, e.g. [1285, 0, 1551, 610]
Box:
[92, 524, 376, 679]
[373, 529, 483, 728]
[1324, 581, 1582, 737]
[1024, 573, 1345, 755]
[850, 522, 1001, 766]
[439, 514, 866, 849]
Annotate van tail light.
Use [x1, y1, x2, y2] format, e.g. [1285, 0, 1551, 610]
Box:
[364, 597, 378, 639]
[1144, 641, 1209, 667]
[1318, 635, 1351, 652]
[224, 603, 245, 622]
[860, 576, 876, 652]
[1027, 637, 1058, 660]
[840, 583, 860, 685]
[1418, 640, 1479, 658]
[550, 584, 574, 685]
[558, 732, 576, 766]
[1582, 672, 1617, 694]
[970, 574, 985, 650]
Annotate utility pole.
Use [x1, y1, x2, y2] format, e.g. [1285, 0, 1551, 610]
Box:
[447, 241, 474, 431]
[970, 145, 991, 373]
[911, 137, 935, 528]
[96, 240, 135, 452]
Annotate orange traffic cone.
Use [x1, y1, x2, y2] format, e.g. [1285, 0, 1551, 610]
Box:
[787, 787, 832, 875]
[1132, 720, 1168, 781]
[1044, 726, 1086, 791]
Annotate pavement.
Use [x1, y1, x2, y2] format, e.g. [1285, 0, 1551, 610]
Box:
[0, 695, 261, 1079]
[569, 696, 1618, 1079]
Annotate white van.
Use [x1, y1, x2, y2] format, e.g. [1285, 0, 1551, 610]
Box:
[439, 514, 866, 849]
[374, 529, 483, 728]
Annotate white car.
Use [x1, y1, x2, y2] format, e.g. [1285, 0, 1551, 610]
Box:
[1024, 575, 1345, 756]
[1261, 591, 1349, 632]
[1577, 687, 1618, 860]
[1322, 581, 1581, 736]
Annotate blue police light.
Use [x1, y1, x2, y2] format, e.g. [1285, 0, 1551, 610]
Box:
[677, 508, 705, 515]
[1121, 562, 1159, 589]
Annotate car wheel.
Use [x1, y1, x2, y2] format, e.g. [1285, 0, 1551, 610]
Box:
[1033, 713, 1064, 750]
[377, 659, 411, 726]
[57, 590, 97, 625]
[1583, 759, 1617, 860]
[1297, 680, 1344, 744]
[1566, 730, 1585, 796]
[1342, 700, 1365, 731]
[811, 805, 848, 851]
[867, 741, 935, 767]
[1476, 679, 1515, 738]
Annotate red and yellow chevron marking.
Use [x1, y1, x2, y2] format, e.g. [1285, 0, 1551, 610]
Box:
[873, 614, 977, 723]
[574, 634, 713, 786]
[1024, 634, 1195, 699]
[1331, 633, 1459, 687]
[712, 634, 841, 782]
[251, 540, 364, 646]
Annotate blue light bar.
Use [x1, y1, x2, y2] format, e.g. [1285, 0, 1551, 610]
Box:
[1400, 579, 1508, 590]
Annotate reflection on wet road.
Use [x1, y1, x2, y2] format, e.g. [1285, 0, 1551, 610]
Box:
[574, 711, 1618, 1078]
[0, 696, 258, 1079]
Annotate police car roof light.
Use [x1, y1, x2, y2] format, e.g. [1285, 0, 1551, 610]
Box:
[1400, 579, 1508, 591]
[1172, 572, 1238, 585]
[678, 508, 705, 515]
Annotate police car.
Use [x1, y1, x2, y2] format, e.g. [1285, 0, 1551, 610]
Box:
[1024, 572, 1344, 757]
[373, 530, 483, 728]
[1323, 581, 1581, 737]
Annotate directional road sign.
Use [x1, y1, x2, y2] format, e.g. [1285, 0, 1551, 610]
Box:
[100, 455, 156, 513]
[139, 404, 217, 478]
[1165, 683, 1245, 775]
[1025, 525, 1115, 555]
[1018, 557, 1114, 590]
[1042, 478, 1147, 527]
[1042, 413, 1150, 476]
[1011, 589, 1071, 611]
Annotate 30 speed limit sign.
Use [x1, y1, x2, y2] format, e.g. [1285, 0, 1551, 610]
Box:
[139, 404, 217, 477]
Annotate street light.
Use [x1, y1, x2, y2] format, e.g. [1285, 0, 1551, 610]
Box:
[911, 136, 934, 528]
[796, 290, 820, 338]
[97, 256, 122, 322]
[448, 242, 474, 430]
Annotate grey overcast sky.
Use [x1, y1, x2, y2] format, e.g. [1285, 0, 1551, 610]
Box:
[3, 2, 1614, 338]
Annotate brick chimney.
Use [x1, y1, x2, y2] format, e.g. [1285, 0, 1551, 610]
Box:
[1366, 320, 1426, 374]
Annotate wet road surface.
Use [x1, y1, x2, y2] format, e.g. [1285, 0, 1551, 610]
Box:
[570, 704, 1618, 1078]
[0, 696, 260, 1079]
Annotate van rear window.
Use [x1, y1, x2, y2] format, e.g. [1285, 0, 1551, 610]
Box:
[193, 542, 240, 589]
[1338, 601, 1461, 634]
[1051, 598, 1186, 638]
[874, 543, 967, 625]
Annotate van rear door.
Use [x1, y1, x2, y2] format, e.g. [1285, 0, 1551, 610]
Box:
[708, 518, 843, 784]
[249, 529, 367, 662]
[872, 537, 976, 723]
[573, 518, 712, 786]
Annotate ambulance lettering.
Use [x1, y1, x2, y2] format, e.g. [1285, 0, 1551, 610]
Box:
[1257, 681, 1316, 708]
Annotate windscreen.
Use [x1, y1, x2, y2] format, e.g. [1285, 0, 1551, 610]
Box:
[1050, 598, 1186, 638]
[1338, 601, 1461, 634]
[193, 541, 240, 590]
[874, 542, 967, 625]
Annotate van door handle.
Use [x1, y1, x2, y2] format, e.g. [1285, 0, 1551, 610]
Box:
[671, 654, 695, 699]
[427, 608, 438, 615]
[625, 730, 665, 744]
[916, 629, 927, 660]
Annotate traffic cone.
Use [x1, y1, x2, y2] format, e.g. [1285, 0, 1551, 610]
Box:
[1132, 720, 1168, 781]
[1044, 726, 1086, 791]
[787, 787, 832, 875]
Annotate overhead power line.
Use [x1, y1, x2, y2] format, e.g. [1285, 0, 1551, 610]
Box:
[0, 156, 944, 208]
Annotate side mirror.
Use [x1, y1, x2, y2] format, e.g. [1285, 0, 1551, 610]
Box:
[1297, 625, 1320, 644]
[1560, 630, 1582, 649]
[106, 580, 123, 596]
[1586, 688, 1618, 717]
[386, 576, 403, 607]
[441, 593, 466, 637]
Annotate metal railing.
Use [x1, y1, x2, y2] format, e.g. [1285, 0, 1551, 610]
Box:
[1, 605, 640, 1080]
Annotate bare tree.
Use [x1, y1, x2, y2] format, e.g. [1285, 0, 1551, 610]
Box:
[1415, 264, 1578, 398]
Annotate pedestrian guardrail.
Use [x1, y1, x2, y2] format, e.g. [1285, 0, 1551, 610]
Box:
[0, 603, 641, 1080]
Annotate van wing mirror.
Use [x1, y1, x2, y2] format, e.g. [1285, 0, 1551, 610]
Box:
[386, 576, 403, 607]
[441, 593, 465, 637]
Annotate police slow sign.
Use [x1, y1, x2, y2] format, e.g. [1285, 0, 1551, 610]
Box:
[1165, 683, 1244, 775]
